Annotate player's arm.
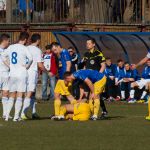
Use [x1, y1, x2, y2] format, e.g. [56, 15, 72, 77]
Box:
[99, 52, 106, 73]
[38, 62, 48, 72]
[135, 57, 149, 68]
[66, 60, 71, 72]
[1, 49, 10, 67]
[100, 62, 106, 73]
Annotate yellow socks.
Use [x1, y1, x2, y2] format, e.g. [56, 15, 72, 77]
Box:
[89, 99, 94, 113]
[71, 99, 77, 105]
[148, 97, 150, 116]
[54, 100, 61, 116]
[59, 106, 67, 116]
[94, 99, 100, 116]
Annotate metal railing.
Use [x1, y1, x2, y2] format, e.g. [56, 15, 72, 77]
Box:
[0, 0, 150, 25]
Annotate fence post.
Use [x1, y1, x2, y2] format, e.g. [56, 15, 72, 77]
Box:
[26, 0, 31, 24]
[142, 0, 146, 24]
[6, 0, 12, 23]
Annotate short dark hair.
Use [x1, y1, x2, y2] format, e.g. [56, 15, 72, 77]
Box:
[51, 42, 61, 48]
[0, 33, 10, 44]
[31, 33, 41, 43]
[117, 59, 124, 63]
[45, 44, 52, 50]
[124, 62, 130, 65]
[19, 32, 29, 41]
[87, 38, 95, 44]
[63, 71, 72, 79]
[106, 57, 111, 60]
[68, 47, 74, 50]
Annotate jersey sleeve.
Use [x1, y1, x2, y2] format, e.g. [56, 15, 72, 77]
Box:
[146, 51, 150, 58]
[96, 50, 106, 63]
[64, 51, 71, 61]
[1, 48, 9, 62]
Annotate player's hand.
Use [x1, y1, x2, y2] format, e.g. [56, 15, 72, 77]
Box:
[115, 82, 119, 86]
[109, 76, 114, 80]
[49, 72, 54, 77]
[91, 93, 95, 99]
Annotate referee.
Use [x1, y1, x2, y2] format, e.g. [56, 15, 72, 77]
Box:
[83, 38, 108, 119]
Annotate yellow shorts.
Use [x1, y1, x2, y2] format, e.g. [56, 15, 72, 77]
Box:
[54, 80, 72, 96]
[94, 76, 106, 95]
[73, 103, 91, 121]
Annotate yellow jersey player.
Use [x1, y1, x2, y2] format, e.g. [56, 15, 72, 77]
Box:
[57, 102, 91, 121]
[52, 73, 77, 120]
[56, 70, 106, 121]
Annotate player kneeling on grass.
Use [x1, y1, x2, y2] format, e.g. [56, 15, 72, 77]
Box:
[56, 102, 91, 121]
[145, 82, 150, 121]
[52, 72, 78, 120]
[54, 70, 106, 121]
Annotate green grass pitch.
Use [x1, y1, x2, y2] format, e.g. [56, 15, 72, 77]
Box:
[0, 101, 150, 150]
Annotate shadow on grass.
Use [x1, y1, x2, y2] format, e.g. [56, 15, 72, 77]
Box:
[98, 116, 126, 121]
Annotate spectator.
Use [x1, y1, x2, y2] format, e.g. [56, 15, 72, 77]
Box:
[0, 0, 6, 19]
[51, 42, 71, 79]
[68, 47, 79, 73]
[104, 57, 116, 101]
[32, 0, 47, 22]
[18, 0, 33, 20]
[115, 59, 125, 100]
[42, 44, 58, 101]
[116, 62, 138, 101]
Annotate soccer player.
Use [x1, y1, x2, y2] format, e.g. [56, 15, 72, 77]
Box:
[2, 32, 33, 121]
[129, 59, 150, 103]
[51, 42, 71, 79]
[52, 73, 77, 119]
[21, 33, 47, 120]
[132, 50, 150, 120]
[0, 33, 10, 119]
[56, 102, 91, 121]
[60, 70, 106, 120]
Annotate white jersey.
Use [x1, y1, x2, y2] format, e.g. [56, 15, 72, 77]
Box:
[0, 47, 9, 72]
[27, 45, 43, 72]
[43, 54, 52, 71]
[2, 43, 32, 77]
[147, 51, 150, 58]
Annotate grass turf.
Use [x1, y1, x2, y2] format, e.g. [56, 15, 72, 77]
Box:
[0, 101, 150, 150]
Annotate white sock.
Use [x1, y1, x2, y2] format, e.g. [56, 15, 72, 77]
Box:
[2, 97, 8, 117]
[21, 98, 31, 116]
[5, 97, 15, 120]
[130, 89, 135, 99]
[14, 97, 23, 120]
[121, 91, 125, 99]
[30, 97, 36, 114]
[141, 91, 147, 99]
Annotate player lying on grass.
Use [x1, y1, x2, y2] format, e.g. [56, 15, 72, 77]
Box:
[53, 70, 106, 121]
[145, 82, 150, 121]
[55, 102, 91, 121]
